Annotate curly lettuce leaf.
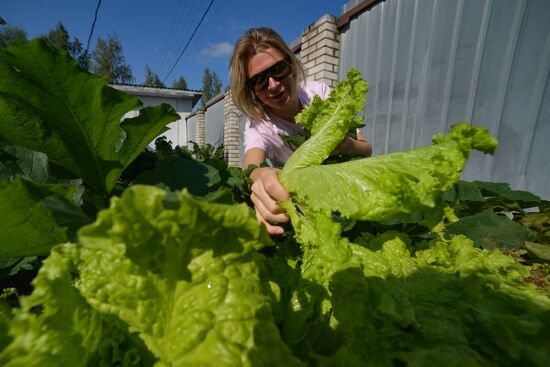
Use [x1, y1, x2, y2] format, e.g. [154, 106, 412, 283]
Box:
[283, 213, 550, 366]
[0, 243, 155, 367]
[0, 39, 179, 193]
[274, 70, 550, 366]
[281, 122, 498, 223]
[281, 69, 367, 174]
[318, 234, 550, 366]
[1, 185, 303, 366]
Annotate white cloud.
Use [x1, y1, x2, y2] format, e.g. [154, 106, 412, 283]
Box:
[199, 42, 233, 59]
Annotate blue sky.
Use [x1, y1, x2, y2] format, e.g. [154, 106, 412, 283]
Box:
[1, 0, 347, 90]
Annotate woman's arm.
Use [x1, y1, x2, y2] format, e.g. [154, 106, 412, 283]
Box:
[243, 148, 290, 235]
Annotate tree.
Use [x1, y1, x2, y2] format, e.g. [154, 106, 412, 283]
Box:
[0, 25, 27, 48]
[201, 68, 222, 105]
[172, 76, 188, 90]
[91, 34, 134, 84]
[144, 65, 165, 88]
[43, 22, 82, 57]
[42, 22, 89, 70]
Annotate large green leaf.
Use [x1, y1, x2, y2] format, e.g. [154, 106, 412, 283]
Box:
[0, 175, 91, 258]
[281, 123, 498, 223]
[133, 157, 220, 195]
[446, 209, 533, 249]
[0, 39, 179, 193]
[474, 181, 541, 205]
[0, 176, 67, 257]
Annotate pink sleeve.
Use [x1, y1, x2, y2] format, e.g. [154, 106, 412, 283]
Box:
[243, 120, 267, 153]
[319, 82, 331, 100]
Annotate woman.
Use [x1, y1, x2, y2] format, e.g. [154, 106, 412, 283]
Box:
[230, 27, 372, 235]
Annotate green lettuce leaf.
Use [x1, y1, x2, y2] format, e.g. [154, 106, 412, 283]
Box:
[0, 243, 156, 367]
[1, 185, 303, 366]
[280, 69, 367, 174]
[0, 39, 179, 193]
[282, 122, 497, 223]
[276, 70, 549, 366]
[322, 234, 550, 366]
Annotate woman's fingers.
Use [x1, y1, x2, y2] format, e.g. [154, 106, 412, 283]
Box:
[249, 167, 290, 235]
[255, 209, 285, 235]
[251, 191, 289, 223]
[261, 174, 290, 202]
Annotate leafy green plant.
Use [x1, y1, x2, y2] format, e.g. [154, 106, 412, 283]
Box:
[0, 39, 179, 299]
[1, 43, 549, 366]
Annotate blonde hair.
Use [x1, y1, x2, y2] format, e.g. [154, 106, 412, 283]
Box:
[229, 27, 306, 121]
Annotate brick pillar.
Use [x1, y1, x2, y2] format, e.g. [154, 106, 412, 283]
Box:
[196, 107, 206, 147]
[300, 14, 340, 88]
[223, 89, 241, 167]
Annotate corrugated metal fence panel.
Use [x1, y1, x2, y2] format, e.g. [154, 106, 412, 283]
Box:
[339, 0, 550, 199]
[186, 115, 197, 149]
[205, 99, 225, 147]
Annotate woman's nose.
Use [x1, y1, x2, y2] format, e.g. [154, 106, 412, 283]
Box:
[267, 76, 279, 90]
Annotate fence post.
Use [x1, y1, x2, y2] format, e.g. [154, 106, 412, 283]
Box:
[300, 14, 340, 88]
[223, 89, 241, 167]
[196, 107, 206, 147]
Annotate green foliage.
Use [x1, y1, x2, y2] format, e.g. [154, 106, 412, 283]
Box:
[128, 137, 253, 206]
[41, 21, 87, 69]
[0, 39, 179, 289]
[91, 34, 134, 83]
[1, 52, 549, 366]
[171, 76, 188, 90]
[0, 39, 177, 194]
[143, 65, 165, 88]
[201, 67, 222, 105]
[0, 25, 27, 49]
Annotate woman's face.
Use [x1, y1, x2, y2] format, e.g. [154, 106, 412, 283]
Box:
[246, 47, 296, 113]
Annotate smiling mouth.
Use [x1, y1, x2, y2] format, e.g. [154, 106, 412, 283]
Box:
[271, 90, 285, 100]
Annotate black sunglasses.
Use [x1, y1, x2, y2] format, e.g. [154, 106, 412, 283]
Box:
[246, 56, 292, 91]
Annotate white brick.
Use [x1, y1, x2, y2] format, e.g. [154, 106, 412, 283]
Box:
[316, 38, 340, 50]
[315, 54, 339, 66]
[308, 48, 329, 61]
[303, 28, 318, 42]
[307, 63, 332, 76]
[315, 70, 338, 81]
[300, 42, 318, 58]
[316, 21, 337, 34]
[313, 14, 336, 28]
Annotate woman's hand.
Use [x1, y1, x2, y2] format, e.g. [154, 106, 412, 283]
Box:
[331, 132, 372, 157]
[249, 167, 289, 235]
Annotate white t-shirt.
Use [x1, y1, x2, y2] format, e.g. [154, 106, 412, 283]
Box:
[243, 80, 331, 167]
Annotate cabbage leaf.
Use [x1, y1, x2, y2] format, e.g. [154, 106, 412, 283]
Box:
[0, 39, 179, 193]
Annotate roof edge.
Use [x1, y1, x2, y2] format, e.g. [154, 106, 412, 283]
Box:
[110, 84, 203, 107]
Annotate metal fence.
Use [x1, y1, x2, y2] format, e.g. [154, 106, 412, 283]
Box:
[339, 0, 550, 198]
[205, 96, 225, 147]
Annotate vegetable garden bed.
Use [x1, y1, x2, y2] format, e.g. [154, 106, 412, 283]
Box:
[0, 40, 549, 366]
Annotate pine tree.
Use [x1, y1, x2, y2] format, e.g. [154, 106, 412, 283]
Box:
[42, 22, 88, 70]
[172, 76, 188, 90]
[144, 65, 165, 88]
[91, 34, 134, 84]
[0, 25, 27, 48]
[201, 68, 222, 105]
